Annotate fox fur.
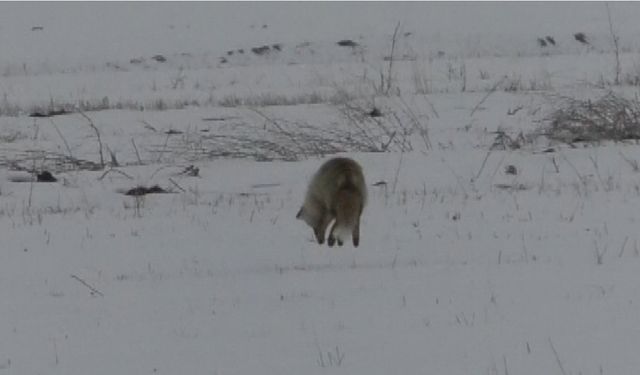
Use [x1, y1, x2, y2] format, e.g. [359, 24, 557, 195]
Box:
[296, 157, 366, 247]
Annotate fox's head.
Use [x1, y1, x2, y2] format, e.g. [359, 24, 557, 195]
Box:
[296, 206, 326, 244]
[296, 206, 316, 230]
[296, 204, 317, 223]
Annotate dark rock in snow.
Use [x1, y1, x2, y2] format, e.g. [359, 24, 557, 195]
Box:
[337, 39, 359, 47]
[152, 54, 167, 63]
[37, 171, 57, 182]
[125, 185, 168, 196]
[251, 45, 271, 55]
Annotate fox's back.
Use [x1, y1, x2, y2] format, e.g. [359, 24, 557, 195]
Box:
[307, 157, 366, 207]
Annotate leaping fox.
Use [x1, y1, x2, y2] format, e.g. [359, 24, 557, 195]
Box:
[296, 157, 366, 247]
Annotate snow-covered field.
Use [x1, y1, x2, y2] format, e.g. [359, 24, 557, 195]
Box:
[4, 2, 640, 374]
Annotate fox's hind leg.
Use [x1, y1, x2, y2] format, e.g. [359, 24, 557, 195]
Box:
[327, 225, 335, 247]
[327, 220, 345, 247]
[352, 218, 360, 247]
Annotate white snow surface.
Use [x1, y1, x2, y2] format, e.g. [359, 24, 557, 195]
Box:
[3, 2, 640, 375]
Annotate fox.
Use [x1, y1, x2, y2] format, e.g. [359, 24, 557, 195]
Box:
[296, 157, 366, 247]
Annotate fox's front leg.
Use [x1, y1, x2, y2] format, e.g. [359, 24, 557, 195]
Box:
[314, 214, 332, 245]
[327, 221, 337, 247]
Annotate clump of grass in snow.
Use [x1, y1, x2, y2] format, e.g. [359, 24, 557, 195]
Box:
[159, 108, 384, 162]
[217, 90, 352, 108]
[547, 92, 640, 144]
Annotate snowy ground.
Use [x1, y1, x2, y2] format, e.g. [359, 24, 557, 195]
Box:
[3, 3, 640, 375]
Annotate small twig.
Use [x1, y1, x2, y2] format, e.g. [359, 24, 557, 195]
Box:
[551, 156, 560, 173]
[594, 240, 608, 265]
[106, 145, 119, 167]
[250, 107, 306, 158]
[488, 153, 506, 188]
[385, 21, 401, 95]
[149, 165, 174, 181]
[381, 131, 397, 151]
[53, 338, 59, 365]
[70, 274, 104, 297]
[77, 110, 105, 168]
[507, 105, 524, 116]
[156, 133, 171, 163]
[49, 118, 74, 159]
[392, 152, 404, 194]
[169, 178, 186, 192]
[559, 151, 588, 187]
[131, 138, 143, 165]
[442, 157, 468, 198]
[28, 157, 36, 209]
[399, 94, 431, 150]
[97, 168, 134, 181]
[470, 75, 507, 117]
[140, 120, 158, 132]
[473, 150, 493, 182]
[538, 163, 546, 194]
[619, 236, 629, 258]
[605, 3, 620, 85]
[548, 338, 568, 375]
[588, 154, 611, 191]
[421, 94, 439, 118]
[619, 151, 639, 172]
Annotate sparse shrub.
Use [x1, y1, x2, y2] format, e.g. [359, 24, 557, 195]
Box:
[160, 104, 404, 163]
[317, 346, 344, 368]
[151, 98, 167, 111]
[547, 92, 640, 143]
[219, 94, 242, 108]
[528, 75, 553, 91]
[412, 70, 431, 94]
[170, 67, 186, 89]
[622, 62, 640, 86]
[503, 75, 523, 92]
[491, 129, 526, 150]
[218, 91, 336, 108]
[0, 130, 24, 143]
[0, 99, 22, 116]
[78, 97, 110, 112]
